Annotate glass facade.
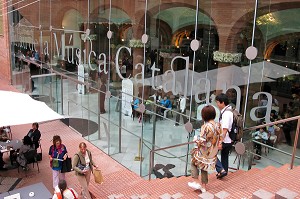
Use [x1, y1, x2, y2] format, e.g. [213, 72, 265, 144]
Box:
[4, 0, 300, 177]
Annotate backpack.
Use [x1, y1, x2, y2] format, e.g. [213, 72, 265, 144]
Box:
[220, 107, 244, 141]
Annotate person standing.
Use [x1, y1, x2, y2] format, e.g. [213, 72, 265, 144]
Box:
[215, 93, 233, 177]
[188, 105, 223, 192]
[73, 142, 98, 199]
[282, 112, 292, 146]
[48, 135, 68, 189]
[174, 94, 187, 126]
[27, 122, 41, 149]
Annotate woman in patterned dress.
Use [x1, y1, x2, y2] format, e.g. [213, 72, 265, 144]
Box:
[188, 105, 223, 192]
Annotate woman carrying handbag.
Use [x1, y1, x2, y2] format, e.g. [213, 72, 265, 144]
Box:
[48, 135, 68, 190]
[72, 142, 98, 199]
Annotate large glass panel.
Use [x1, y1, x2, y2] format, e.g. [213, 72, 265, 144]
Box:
[31, 73, 62, 114]
[6, 0, 300, 177]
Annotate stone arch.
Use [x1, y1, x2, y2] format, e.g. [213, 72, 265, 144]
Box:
[53, 5, 84, 29]
[225, 2, 300, 54]
[264, 32, 300, 59]
[147, 2, 218, 46]
[61, 9, 83, 49]
[89, 5, 133, 42]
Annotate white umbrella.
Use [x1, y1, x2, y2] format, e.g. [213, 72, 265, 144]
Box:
[0, 90, 64, 126]
[241, 61, 300, 79]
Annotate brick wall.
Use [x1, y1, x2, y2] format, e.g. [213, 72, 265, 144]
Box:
[0, 0, 11, 83]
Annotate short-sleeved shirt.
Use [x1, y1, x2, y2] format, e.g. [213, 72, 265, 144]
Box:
[220, 105, 233, 143]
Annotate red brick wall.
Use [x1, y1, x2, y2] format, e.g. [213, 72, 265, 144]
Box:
[0, 0, 11, 83]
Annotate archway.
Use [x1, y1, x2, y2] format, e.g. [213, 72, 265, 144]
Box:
[62, 9, 83, 49]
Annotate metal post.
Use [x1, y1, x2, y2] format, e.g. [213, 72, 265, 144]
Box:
[185, 132, 193, 176]
[60, 75, 63, 115]
[118, 95, 122, 153]
[290, 118, 300, 169]
[98, 91, 101, 140]
[149, 150, 154, 181]
[49, 80, 53, 110]
[67, 100, 70, 116]
[152, 105, 157, 152]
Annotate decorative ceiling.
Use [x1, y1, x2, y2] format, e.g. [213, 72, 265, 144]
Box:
[90, 8, 132, 25]
[154, 7, 214, 33]
[257, 8, 300, 40]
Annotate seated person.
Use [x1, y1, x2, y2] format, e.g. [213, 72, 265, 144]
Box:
[266, 118, 280, 147]
[160, 96, 172, 117]
[133, 97, 140, 110]
[12, 135, 34, 169]
[0, 128, 10, 142]
[27, 122, 41, 149]
[252, 127, 269, 158]
[270, 110, 279, 120]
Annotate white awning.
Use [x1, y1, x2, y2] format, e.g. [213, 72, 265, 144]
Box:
[0, 90, 64, 126]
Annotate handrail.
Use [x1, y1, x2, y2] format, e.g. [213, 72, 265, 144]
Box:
[149, 141, 195, 180]
[148, 115, 300, 180]
[252, 140, 300, 159]
[244, 115, 300, 131]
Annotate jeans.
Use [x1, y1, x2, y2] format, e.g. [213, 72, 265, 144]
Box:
[215, 158, 224, 173]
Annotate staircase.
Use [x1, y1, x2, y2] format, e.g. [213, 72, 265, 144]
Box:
[100, 164, 300, 198]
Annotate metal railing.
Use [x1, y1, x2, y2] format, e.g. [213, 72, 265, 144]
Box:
[148, 115, 300, 180]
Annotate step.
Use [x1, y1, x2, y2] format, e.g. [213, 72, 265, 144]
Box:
[252, 189, 275, 199]
[224, 164, 298, 198]
[275, 188, 299, 199]
[89, 169, 144, 197]
[120, 177, 180, 198]
[149, 177, 191, 198]
[215, 166, 279, 198]
[205, 168, 262, 194]
[234, 164, 300, 198]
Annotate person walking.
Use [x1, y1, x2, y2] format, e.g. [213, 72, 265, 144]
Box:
[48, 135, 68, 189]
[53, 179, 78, 199]
[215, 93, 233, 178]
[73, 142, 98, 199]
[188, 105, 223, 192]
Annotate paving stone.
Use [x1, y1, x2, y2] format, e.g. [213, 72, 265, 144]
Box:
[276, 188, 298, 199]
[130, 194, 148, 199]
[199, 192, 214, 199]
[108, 194, 124, 199]
[159, 193, 172, 199]
[253, 189, 275, 199]
[171, 192, 184, 199]
[214, 191, 230, 199]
